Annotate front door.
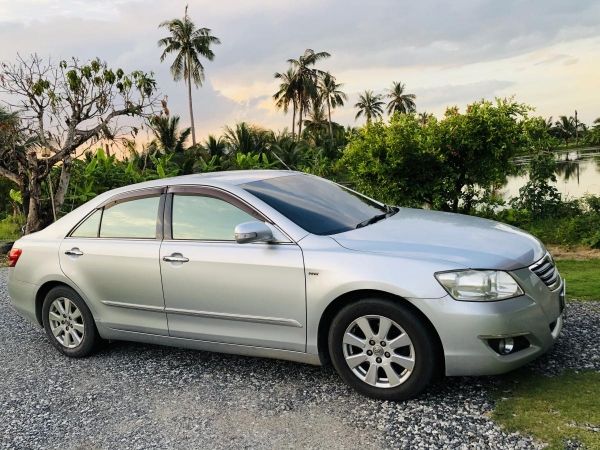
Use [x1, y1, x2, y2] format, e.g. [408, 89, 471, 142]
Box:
[59, 190, 168, 335]
[159, 189, 306, 352]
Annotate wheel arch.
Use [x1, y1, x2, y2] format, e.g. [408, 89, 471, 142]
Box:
[317, 289, 445, 371]
[35, 279, 90, 327]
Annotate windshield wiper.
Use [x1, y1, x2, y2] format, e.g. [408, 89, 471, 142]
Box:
[355, 206, 398, 229]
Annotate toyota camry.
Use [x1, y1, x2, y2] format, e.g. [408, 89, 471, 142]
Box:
[7, 171, 565, 400]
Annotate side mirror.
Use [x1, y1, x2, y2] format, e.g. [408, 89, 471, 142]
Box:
[234, 221, 274, 244]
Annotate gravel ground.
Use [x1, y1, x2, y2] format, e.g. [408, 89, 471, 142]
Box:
[0, 268, 598, 450]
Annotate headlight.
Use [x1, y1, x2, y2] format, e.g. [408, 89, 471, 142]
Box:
[435, 270, 523, 301]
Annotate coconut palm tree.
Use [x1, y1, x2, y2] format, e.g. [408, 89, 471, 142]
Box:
[273, 68, 299, 138]
[286, 49, 330, 137]
[318, 72, 347, 143]
[386, 81, 416, 115]
[223, 122, 272, 155]
[158, 6, 220, 146]
[553, 115, 576, 146]
[418, 112, 433, 126]
[201, 135, 227, 158]
[150, 115, 191, 154]
[355, 90, 385, 124]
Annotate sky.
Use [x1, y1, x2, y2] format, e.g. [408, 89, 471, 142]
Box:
[1, 0, 599, 141]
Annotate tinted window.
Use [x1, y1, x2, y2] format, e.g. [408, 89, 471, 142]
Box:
[71, 209, 101, 238]
[100, 196, 160, 239]
[172, 195, 255, 240]
[242, 175, 387, 235]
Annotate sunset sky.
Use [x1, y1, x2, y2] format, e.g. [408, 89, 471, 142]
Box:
[1, 0, 599, 140]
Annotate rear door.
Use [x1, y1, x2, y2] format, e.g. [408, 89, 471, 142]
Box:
[59, 188, 168, 335]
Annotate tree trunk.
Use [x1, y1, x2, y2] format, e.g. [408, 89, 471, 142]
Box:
[54, 156, 72, 214]
[298, 97, 303, 138]
[327, 99, 333, 144]
[187, 61, 196, 147]
[291, 102, 296, 138]
[25, 176, 42, 234]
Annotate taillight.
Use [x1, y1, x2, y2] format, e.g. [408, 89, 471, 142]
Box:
[8, 248, 22, 267]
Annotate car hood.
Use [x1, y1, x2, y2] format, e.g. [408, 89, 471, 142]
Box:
[331, 208, 545, 271]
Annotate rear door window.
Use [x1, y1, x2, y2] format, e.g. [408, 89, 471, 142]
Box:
[100, 196, 160, 239]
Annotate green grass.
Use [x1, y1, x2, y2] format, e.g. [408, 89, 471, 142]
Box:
[556, 259, 600, 300]
[494, 370, 600, 450]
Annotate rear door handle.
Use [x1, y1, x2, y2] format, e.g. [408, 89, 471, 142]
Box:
[65, 248, 84, 257]
[163, 254, 189, 263]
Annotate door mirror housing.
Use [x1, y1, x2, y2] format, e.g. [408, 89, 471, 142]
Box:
[234, 221, 274, 244]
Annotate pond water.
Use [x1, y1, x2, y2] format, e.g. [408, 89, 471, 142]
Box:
[502, 147, 600, 200]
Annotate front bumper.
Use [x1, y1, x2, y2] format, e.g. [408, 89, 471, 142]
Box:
[415, 267, 565, 376]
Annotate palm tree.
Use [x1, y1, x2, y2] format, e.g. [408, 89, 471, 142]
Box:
[355, 90, 385, 124]
[158, 6, 220, 146]
[201, 135, 227, 158]
[273, 68, 299, 138]
[223, 122, 272, 155]
[269, 134, 308, 169]
[418, 112, 432, 125]
[150, 115, 191, 154]
[553, 115, 576, 146]
[286, 49, 330, 137]
[302, 99, 329, 139]
[386, 81, 416, 115]
[318, 72, 347, 142]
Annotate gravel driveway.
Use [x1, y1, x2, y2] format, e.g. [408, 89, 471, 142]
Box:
[1, 268, 598, 449]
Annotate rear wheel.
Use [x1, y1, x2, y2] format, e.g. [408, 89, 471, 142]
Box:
[328, 298, 438, 400]
[42, 286, 100, 357]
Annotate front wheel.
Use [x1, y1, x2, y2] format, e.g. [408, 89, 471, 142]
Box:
[328, 298, 438, 400]
[42, 286, 100, 357]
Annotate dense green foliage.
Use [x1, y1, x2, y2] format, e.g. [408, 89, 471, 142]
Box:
[1, 95, 598, 250]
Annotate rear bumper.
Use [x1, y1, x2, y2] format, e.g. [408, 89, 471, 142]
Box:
[7, 271, 39, 326]
[415, 272, 564, 376]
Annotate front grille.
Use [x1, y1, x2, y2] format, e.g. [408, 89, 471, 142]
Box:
[529, 253, 561, 291]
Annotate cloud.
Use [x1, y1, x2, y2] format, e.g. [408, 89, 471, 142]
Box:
[0, 0, 599, 136]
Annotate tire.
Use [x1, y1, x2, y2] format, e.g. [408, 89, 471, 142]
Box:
[41, 286, 100, 357]
[328, 298, 438, 401]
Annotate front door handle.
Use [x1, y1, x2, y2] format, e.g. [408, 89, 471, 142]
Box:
[163, 254, 189, 263]
[65, 248, 84, 257]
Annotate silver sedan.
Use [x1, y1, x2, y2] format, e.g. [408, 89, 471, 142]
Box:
[7, 171, 564, 400]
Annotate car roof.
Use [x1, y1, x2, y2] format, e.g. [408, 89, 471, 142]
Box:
[167, 169, 298, 186]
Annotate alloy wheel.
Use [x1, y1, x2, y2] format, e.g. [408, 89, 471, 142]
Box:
[48, 297, 85, 349]
[342, 314, 415, 388]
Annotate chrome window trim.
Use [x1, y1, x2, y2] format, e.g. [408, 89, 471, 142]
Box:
[165, 184, 295, 244]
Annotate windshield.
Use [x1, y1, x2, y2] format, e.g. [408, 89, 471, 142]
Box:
[241, 174, 389, 235]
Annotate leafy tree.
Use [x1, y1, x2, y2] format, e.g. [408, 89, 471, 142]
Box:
[510, 152, 561, 218]
[386, 81, 416, 115]
[342, 114, 443, 207]
[158, 5, 220, 146]
[318, 72, 347, 143]
[0, 55, 157, 232]
[436, 100, 530, 212]
[354, 90, 385, 124]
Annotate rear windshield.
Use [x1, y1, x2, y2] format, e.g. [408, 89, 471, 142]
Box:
[242, 174, 387, 235]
